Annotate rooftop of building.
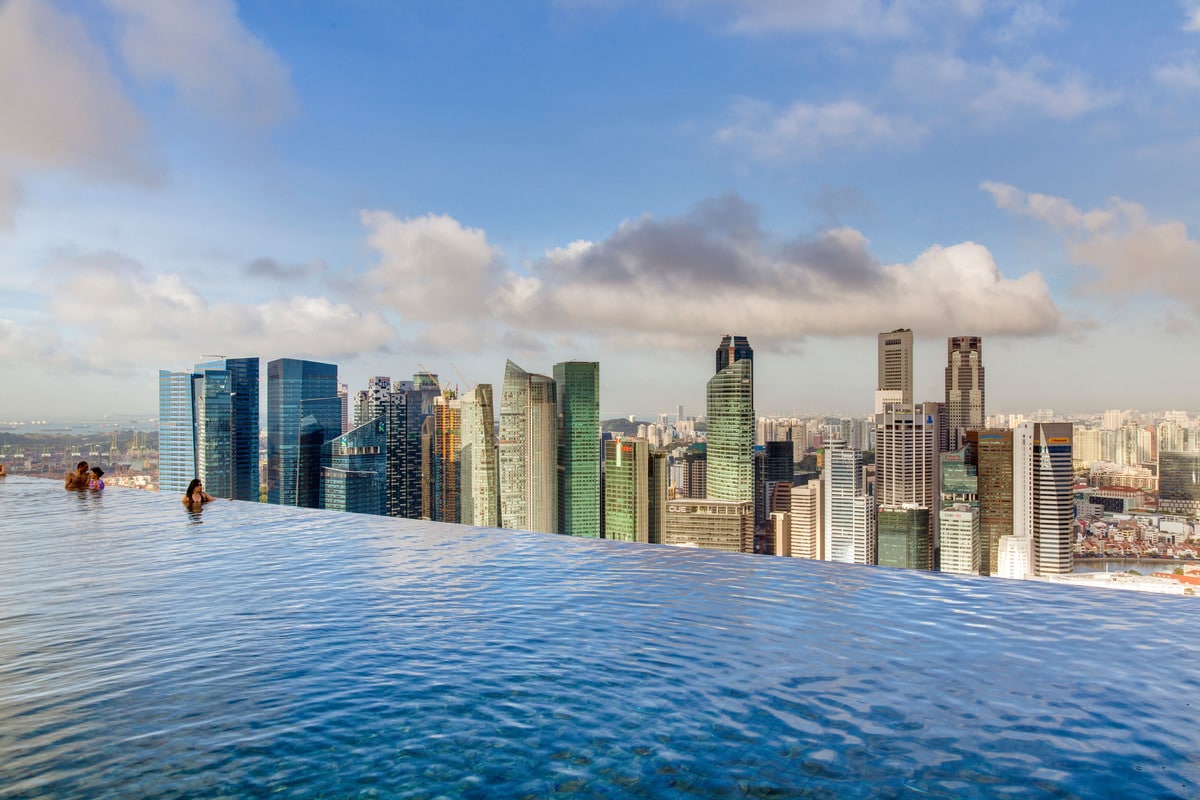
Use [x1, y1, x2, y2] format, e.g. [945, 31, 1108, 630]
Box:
[2, 475, 1198, 797]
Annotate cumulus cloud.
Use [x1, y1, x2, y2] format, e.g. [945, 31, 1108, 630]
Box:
[498, 194, 1061, 345]
[893, 54, 1117, 124]
[38, 252, 394, 369]
[717, 99, 926, 160]
[104, 0, 296, 129]
[983, 181, 1200, 301]
[359, 211, 505, 342]
[0, 0, 154, 227]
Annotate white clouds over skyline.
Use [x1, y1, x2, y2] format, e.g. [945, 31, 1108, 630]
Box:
[716, 99, 926, 160]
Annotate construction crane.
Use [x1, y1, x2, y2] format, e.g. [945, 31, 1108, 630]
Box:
[449, 362, 471, 392]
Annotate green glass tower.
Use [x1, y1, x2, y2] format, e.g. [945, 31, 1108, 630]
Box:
[554, 361, 600, 538]
[706, 336, 754, 503]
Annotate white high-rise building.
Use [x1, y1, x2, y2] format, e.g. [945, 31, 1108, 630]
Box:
[996, 535, 1033, 579]
[499, 360, 557, 534]
[459, 384, 498, 528]
[823, 441, 875, 564]
[790, 479, 823, 559]
[1014, 422, 1073, 575]
[875, 402, 940, 567]
[945, 336, 984, 451]
[939, 503, 981, 575]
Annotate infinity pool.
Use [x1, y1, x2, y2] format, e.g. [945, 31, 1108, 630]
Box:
[1, 476, 1197, 798]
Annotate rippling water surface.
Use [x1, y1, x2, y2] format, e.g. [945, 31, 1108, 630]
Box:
[1, 476, 1198, 798]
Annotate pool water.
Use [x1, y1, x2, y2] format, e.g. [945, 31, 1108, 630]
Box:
[1, 476, 1197, 798]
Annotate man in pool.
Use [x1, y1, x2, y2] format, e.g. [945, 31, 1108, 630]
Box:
[65, 461, 89, 490]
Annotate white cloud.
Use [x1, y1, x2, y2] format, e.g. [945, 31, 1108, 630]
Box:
[37, 254, 395, 369]
[716, 98, 926, 160]
[893, 54, 1117, 124]
[498, 195, 1062, 344]
[1184, 1, 1200, 31]
[1154, 58, 1200, 91]
[983, 182, 1200, 301]
[0, 0, 154, 227]
[104, 0, 297, 129]
[360, 211, 505, 326]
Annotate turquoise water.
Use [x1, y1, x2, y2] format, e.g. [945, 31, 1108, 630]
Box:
[1, 476, 1197, 798]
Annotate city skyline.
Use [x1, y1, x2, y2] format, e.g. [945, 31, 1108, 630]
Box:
[4, 2, 1200, 418]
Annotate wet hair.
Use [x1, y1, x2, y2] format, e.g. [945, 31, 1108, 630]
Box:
[186, 478, 202, 500]
[77, 461, 89, 471]
[91, 467, 104, 479]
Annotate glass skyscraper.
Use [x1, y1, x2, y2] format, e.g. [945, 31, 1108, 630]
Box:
[267, 358, 340, 508]
[554, 361, 600, 538]
[158, 357, 259, 500]
[706, 335, 754, 504]
[321, 416, 387, 516]
[158, 370, 198, 495]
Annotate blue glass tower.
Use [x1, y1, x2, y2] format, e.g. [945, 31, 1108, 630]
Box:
[158, 370, 198, 494]
[267, 358, 340, 507]
[158, 357, 259, 499]
[322, 416, 387, 515]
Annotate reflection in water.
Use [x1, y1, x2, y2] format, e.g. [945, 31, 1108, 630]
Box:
[0, 475, 1197, 799]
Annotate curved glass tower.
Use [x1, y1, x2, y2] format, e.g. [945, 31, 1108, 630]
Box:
[706, 336, 754, 503]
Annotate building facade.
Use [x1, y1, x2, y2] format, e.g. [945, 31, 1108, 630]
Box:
[823, 441, 876, 565]
[554, 361, 600, 538]
[706, 336, 754, 503]
[663, 499, 754, 553]
[499, 360, 558, 533]
[267, 358, 340, 508]
[944, 336, 984, 452]
[459, 384, 499, 528]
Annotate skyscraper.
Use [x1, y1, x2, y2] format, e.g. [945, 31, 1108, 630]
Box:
[158, 357, 259, 500]
[1016, 422, 1074, 575]
[499, 360, 557, 533]
[945, 336, 985, 451]
[158, 370, 198, 495]
[429, 389, 461, 523]
[603, 437, 665, 544]
[459, 384, 499, 528]
[789, 477, 823, 559]
[874, 402, 939, 569]
[707, 335, 754, 503]
[823, 441, 876, 564]
[967, 429, 1015, 576]
[663, 499, 754, 552]
[875, 329, 913, 413]
[321, 416, 386, 515]
[381, 376, 440, 519]
[554, 361, 600, 538]
[267, 358, 340, 508]
[939, 442, 980, 575]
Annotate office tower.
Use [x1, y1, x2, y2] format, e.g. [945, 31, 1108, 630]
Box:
[875, 329, 913, 413]
[789, 477, 823, 559]
[267, 358, 340, 508]
[338, 382, 349, 434]
[939, 503, 981, 575]
[352, 390, 370, 429]
[874, 402, 939, 569]
[663, 498, 754, 552]
[603, 437, 665, 544]
[676, 404, 684, 422]
[428, 389, 461, 523]
[413, 371, 439, 390]
[680, 448, 707, 498]
[945, 336, 984, 451]
[771, 511, 791, 556]
[762, 441, 792, 519]
[1015, 422, 1073, 575]
[938, 443, 980, 575]
[966, 429, 1015, 576]
[1158, 451, 1200, 516]
[158, 357, 259, 500]
[996, 534, 1033, 579]
[321, 416, 386, 515]
[554, 361, 600, 538]
[707, 335, 754, 503]
[715, 334, 753, 379]
[158, 370, 198, 494]
[877, 506, 932, 570]
[823, 441, 875, 564]
[499, 360, 557, 533]
[459, 384, 499, 527]
[380, 377, 440, 520]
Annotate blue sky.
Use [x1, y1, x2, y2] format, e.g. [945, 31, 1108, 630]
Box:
[3, 0, 1200, 420]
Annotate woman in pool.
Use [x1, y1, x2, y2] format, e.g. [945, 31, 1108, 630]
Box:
[183, 478, 215, 508]
[87, 467, 105, 491]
